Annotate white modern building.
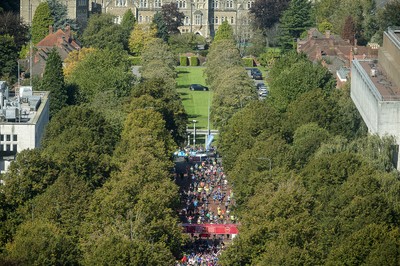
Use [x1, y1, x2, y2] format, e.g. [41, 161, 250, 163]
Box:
[0, 81, 49, 173]
[351, 27, 400, 168]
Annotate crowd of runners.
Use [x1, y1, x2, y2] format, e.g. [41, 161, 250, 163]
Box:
[174, 146, 237, 266]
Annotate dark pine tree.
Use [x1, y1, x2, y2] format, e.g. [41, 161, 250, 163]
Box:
[38, 48, 67, 118]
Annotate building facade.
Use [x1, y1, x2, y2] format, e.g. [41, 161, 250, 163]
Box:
[351, 27, 400, 168]
[0, 82, 49, 173]
[91, 0, 252, 38]
[20, 0, 89, 28]
[21, 0, 251, 38]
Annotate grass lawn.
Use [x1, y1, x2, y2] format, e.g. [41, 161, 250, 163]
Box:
[176, 66, 213, 130]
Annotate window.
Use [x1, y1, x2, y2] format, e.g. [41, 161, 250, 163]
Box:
[231, 17, 234, 24]
[0, 145, 3, 151]
[140, 0, 148, 8]
[13, 144, 17, 152]
[221, 17, 224, 22]
[185, 16, 189, 25]
[178, 0, 186, 8]
[212, 0, 218, 8]
[6, 144, 10, 151]
[0, 135, 3, 141]
[13, 135, 17, 141]
[247, 1, 253, 8]
[195, 14, 201, 25]
[6, 135, 10, 141]
[226, 0, 233, 8]
[116, 0, 127, 6]
[145, 16, 150, 22]
[215, 16, 218, 24]
[139, 15, 143, 22]
[155, 0, 162, 7]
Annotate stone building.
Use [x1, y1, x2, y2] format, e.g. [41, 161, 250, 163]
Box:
[20, 0, 89, 28]
[21, 0, 251, 38]
[351, 27, 400, 168]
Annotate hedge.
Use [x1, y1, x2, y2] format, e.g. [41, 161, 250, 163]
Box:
[130, 56, 141, 66]
[242, 58, 254, 67]
[180, 56, 188, 66]
[189, 56, 199, 66]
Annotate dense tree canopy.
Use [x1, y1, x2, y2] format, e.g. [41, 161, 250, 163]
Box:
[82, 14, 126, 50]
[31, 2, 54, 44]
[37, 48, 67, 117]
[161, 3, 185, 35]
[249, 0, 290, 30]
[129, 23, 157, 56]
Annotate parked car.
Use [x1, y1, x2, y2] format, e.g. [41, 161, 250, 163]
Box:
[190, 84, 209, 91]
[256, 82, 266, 90]
[258, 88, 268, 97]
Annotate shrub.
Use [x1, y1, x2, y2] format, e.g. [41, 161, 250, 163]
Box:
[180, 56, 188, 66]
[242, 57, 254, 67]
[130, 56, 142, 65]
[189, 56, 199, 66]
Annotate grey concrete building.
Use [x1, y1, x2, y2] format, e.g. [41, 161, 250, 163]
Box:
[351, 27, 400, 168]
[0, 82, 49, 173]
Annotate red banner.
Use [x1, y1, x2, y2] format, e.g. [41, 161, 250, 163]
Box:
[182, 224, 238, 235]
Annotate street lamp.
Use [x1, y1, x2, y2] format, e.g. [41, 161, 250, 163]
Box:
[192, 120, 197, 147]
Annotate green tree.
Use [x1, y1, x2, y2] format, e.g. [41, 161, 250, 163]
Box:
[204, 39, 242, 85]
[82, 14, 126, 50]
[153, 12, 169, 41]
[268, 51, 335, 112]
[0, 12, 29, 51]
[278, 0, 312, 49]
[47, 0, 78, 31]
[5, 219, 75, 265]
[374, 0, 400, 44]
[214, 20, 234, 43]
[41, 105, 119, 188]
[38, 48, 67, 117]
[168, 33, 206, 54]
[31, 2, 54, 44]
[66, 48, 134, 103]
[0, 34, 18, 80]
[121, 8, 136, 46]
[249, 0, 290, 30]
[129, 23, 157, 56]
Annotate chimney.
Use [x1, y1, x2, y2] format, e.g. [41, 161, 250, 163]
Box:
[325, 30, 331, 39]
[49, 25, 53, 34]
[65, 24, 71, 41]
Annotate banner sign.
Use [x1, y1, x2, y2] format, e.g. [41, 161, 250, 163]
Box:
[182, 224, 238, 235]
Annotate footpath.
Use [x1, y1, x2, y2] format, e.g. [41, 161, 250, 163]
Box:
[174, 146, 237, 266]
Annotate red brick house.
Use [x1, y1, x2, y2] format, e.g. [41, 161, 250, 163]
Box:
[31, 25, 81, 77]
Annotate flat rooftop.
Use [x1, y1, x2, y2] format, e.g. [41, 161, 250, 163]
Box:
[0, 91, 49, 124]
[358, 60, 400, 101]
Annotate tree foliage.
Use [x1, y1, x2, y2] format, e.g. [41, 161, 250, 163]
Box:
[249, 0, 290, 30]
[278, 0, 312, 49]
[129, 23, 157, 56]
[82, 14, 126, 50]
[0, 12, 29, 51]
[214, 20, 234, 43]
[161, 3, 185, 35]
[31, 2, 54, 44]
[37, 48, 67, 117]
[0, 34, 18, 80]
[66, 48, 134, 103]
[47, 0, 78, 31]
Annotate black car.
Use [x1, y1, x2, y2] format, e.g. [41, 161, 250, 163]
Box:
[190, 84, 209, 91]
[256, 82, 266, 90]
[251, 69, 263, 80]
[246, 68, 263, 80]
